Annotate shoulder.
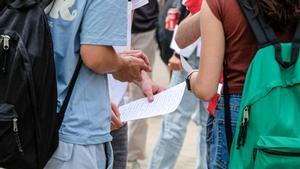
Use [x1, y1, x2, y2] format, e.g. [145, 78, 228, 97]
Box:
[80, 0, 127, 46]
[206, 0, 226, 21]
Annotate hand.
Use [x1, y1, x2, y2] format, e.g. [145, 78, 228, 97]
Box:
[168, 55, 183, 71]
[119, 50, 150, 66]
[113, 50, 152, 82]
[134, 71, 165, 102]
[111, 102, 124, 131]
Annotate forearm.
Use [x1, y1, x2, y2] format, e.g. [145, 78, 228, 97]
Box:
[189, 0, 225, 101]
[80, 45, 124, 74]
[190, 69, 220, 101]
[175, 12, 201, 49]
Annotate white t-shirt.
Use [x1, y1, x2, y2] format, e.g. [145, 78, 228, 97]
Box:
[109, 0, 149, 105]
[170, 25, 201, 58]
[132, 0, 149, 10]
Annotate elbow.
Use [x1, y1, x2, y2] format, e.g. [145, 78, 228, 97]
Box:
[175, 25, 187, 49]
[175, 32, 188, 49]
[175, 37, 187, 49]
[80, 45, 114, 74]
[80, 46, 100, 72]
[80, 52, 99, 72]
[193, 85, 217, 102]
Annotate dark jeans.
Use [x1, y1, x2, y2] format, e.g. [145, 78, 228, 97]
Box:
[111, 124, 128, 169]
[207, 95, 241, 169]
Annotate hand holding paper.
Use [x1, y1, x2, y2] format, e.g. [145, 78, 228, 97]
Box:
[120, 82, 186, 122]
[134, 71, 164, 102]
[168, 55, 183, 71]
[111, 102, 124, 131]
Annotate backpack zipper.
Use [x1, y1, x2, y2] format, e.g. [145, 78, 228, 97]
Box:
[253, 148, 300, 160]
[0, 117, 24, 155]
[0, 35, 10, 73]
[237, 106, 249, 149]
[13, 118, 24, 155]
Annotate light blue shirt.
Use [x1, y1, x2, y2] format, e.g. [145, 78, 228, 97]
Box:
[47, 0, 127, 145]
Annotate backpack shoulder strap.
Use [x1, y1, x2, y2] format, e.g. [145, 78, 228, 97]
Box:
[57, 58, 82, 128]
[7, 0, 54, 9]
[39, 0, 54, 9]
[7, 0, 37, 9]
[238, 0, 279, 48]
[239, 0, 300, 68]
[293, 19, 300, 43]
[223, 61, 233, 154]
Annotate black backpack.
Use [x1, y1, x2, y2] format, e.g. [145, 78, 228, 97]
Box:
[0, 0, 81, 168]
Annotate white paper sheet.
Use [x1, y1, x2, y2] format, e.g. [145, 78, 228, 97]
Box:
[197, 38, 202, 57]
[108, 75, 128, 105]
[120, 82, 186, 122]
[180, 55, 193, 74]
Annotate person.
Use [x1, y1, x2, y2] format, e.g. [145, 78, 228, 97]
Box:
[156, 0, 181, 65]
[109, 1, 164, 169]
[127, 1, 159, 168]
[185, 0, 299, 168]
[111, 66, 162, 169]
[44, 0, 157, 168]
[149, 49, 208, 169]
[149, 2, 208, 168]
[111, 51, 162, 169]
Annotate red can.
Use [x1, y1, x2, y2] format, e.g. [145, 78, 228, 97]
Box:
[165, 8, 180, 31]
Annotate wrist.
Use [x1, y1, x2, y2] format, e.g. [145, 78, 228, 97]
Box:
[186, 70, 198, 91]
[133, 70, 147, 86]
[116, 54, 126, 72]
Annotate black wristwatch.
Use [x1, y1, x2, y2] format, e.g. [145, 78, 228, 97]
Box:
[185, 70, 198, 91]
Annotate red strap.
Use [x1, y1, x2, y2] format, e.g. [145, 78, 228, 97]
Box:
[207, 93, 220, 116]
[206, 72, 223, 116]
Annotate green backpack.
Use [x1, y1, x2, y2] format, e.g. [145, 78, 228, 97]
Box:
[229, 0, 300, 168]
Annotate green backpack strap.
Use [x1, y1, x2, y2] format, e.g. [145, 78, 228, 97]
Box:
[274, 21, 300, 68]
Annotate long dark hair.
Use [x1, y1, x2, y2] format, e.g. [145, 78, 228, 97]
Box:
[255, 0, 300, 30]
